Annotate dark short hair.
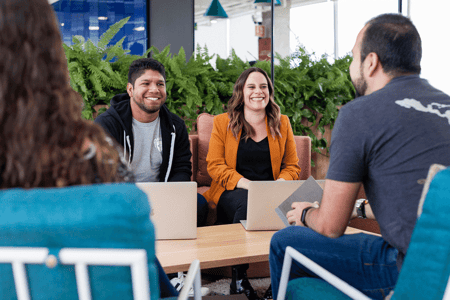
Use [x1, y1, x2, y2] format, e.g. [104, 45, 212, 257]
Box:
[128, 58, 166, 86]
[362, 13, 422, 75]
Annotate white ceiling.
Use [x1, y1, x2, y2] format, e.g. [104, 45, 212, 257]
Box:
[195, 0, 328, 25]
[48, 0, 329, 25]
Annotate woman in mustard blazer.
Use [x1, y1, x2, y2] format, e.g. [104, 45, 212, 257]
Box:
[203, 67, 301, 299]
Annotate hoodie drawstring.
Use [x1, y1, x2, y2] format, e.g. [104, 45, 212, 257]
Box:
[164, 125, 176, 182]
[123, 133, 127, 161]
[126, 135, 132, 166]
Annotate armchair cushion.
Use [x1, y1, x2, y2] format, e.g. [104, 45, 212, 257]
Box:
[286, 278, 351, 300]
[0, 183, 159, 300]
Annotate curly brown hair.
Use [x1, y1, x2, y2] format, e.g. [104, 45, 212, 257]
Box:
[0, 0, 124, 188]
[227, 67, 281, 140]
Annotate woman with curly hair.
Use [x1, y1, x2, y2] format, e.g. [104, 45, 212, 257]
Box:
[0, 0, 177, 297]
[0, 0, 131, 188]
[204, 67, 302, 299]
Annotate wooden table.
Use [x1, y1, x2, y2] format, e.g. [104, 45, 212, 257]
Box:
[156, 223, 379, 273]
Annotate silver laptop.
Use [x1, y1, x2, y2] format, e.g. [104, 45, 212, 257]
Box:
[240, 180, 326, 231]
[136, 182, 197, 240]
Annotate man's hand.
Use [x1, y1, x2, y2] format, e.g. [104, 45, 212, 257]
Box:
[286, 201, 320, 226]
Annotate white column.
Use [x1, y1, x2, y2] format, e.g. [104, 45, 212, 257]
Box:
[333, 0, 338, 59]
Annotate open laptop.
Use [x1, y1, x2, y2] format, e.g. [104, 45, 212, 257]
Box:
[136, 182, 197, 240]
[240, 180, 326, 231]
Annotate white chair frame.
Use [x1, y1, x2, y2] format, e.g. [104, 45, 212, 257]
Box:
[0, 247, 202, 300]
[277, 246, 450, 300]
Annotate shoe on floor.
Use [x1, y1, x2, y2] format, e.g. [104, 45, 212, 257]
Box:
[170, 272, 210, 297]
[230, 269, 259, 300]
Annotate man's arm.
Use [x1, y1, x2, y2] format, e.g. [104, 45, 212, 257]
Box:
[286, 179, 361, 238]
[94, 113, 121, 144]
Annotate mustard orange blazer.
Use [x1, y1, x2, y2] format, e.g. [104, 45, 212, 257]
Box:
[203, 113, 301, 208]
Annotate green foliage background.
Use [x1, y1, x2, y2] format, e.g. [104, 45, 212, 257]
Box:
[63, 18, 355, 159]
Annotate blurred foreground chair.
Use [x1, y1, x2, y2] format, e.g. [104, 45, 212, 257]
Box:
[0, 183, 202, 300]
[276, 164, 450, 300]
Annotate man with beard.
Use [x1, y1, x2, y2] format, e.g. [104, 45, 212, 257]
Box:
[269, 13, 450, 300]
[95, 58, 208, 228]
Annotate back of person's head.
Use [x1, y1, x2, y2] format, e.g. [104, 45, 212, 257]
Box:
[0, 0, 124, 188]
[362, 13, 422, 76]
[227, 67, 281, 140]
[128, 58, 166, 86]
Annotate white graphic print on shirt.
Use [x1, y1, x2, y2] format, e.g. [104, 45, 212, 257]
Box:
[395, 98, 450, 124]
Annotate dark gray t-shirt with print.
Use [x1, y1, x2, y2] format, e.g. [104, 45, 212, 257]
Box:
[326, 75, 450, 268]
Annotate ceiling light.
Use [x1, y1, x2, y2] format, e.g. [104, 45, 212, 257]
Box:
[89, 26, 99, 31]
[98, 16, 108, 21]
[61, 23, 64, 27]
[134, 26, 145, 31]
[254, 0, 281, 6]
[204, 0, 228, 19]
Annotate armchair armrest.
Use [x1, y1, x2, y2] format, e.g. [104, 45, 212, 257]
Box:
[189, 135, 198, 182]
[293, 136, 311, 180]
[277, 246, 370, 300]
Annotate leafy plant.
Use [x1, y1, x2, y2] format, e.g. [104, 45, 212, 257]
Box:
[63, 17, 149, 119]
[271, 47, 355, 159]
[65, 19, 355, 162]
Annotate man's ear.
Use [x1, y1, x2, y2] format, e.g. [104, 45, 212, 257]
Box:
[364, 52, 381, 77]
[126, 83, 133, 98]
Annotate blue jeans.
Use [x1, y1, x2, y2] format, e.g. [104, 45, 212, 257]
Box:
[156, 258, 178, 298]
[269, 226, 399, 300]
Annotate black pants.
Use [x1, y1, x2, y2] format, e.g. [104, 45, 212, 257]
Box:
[217, 188, 249, 273]
[217, 188, 248, 224]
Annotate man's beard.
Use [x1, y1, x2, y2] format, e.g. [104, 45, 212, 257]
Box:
[352, 68, 367, 98]
[133, 97, 164, 114]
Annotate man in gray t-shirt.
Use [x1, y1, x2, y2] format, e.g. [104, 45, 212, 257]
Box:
[95, 58, 209, 228]
[269, 14, 450, 299]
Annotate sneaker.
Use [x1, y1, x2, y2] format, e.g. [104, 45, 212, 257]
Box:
[170, 272, 210, 297]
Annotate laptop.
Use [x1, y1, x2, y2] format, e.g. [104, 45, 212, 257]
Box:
[136, 182, 197, 240]
[240, 180, 326, 231]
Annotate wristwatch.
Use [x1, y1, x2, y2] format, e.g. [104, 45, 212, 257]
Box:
[356, 199, 368, 219]
[301, 206, 315, 228]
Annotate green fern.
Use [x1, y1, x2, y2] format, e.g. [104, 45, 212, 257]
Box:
[63, 17, 132, 119]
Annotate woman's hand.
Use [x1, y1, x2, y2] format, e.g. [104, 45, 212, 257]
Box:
[236, 177, 251, 190]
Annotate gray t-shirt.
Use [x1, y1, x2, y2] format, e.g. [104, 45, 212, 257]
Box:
[131, 117, 163, 182]
[326, 75, 450, 268]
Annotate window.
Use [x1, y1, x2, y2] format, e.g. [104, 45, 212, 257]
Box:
[51, 0, 147, 56]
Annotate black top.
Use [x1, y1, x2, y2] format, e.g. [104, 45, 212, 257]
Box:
[236, 136, 273, 181]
